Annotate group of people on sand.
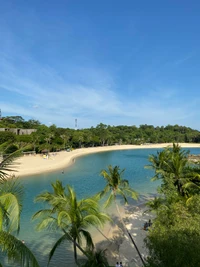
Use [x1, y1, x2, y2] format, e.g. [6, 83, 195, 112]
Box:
[116, 262, 123, 267]
[143, 219, 152, 231]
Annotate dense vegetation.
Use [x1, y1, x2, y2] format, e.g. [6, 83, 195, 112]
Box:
[1, 116, 200, 154]
[145, 144, 200, 267]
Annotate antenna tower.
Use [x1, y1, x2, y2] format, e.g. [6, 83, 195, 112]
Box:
[75, 119, 77, 130]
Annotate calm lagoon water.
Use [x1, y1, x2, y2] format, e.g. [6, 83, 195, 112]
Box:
[8, 148, 200, 267]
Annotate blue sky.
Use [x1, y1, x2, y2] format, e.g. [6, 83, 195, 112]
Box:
[0, 0, 200, 129]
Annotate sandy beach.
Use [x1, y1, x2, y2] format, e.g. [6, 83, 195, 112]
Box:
[13, 143, 200, 177]
[96, 203, 154, 267]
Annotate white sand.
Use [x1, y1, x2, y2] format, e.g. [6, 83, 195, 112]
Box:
[12, 143, 200, 177]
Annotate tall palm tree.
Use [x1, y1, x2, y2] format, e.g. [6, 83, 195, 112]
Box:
[33, 181, 110, 264]
[0, 151, 39, 267]
[99, 165, 145, 266]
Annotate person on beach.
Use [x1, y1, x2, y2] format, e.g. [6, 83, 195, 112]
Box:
[144, 221, 149, 230]
[143, 219, 153, 230]
[148, 219, 152, 227]
[119, 262, 123, 267]
[116, 262, 119, 267]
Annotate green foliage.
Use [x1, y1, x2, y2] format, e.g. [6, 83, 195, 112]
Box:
[145, 201, 200, 267]
[186, 194, 200, 214]
[0, 132, 16, 145]
[0, 178, 24, 233]
[99, 165, 138, 207]
[16, 135, 32, 143]
[0, 149, 22, 179]
[145, 144, 200, 267]
[33, 181, 110, 263]
[0, 117, 41, 129]
[1, 116, 200, 151]
[146, 144, 200, 197]
[4, 144, 19, 154]
[0, 231, 39, 267]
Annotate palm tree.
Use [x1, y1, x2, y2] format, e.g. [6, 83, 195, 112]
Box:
[31, 132, 40, 152]
[146, 143, 199, 196]
[99, 165, 145, 266]
[0, 151, 39, 267]
[60, 134, 69, 149]
[99, 165, 138, 208]
[33, 181, 110, 264]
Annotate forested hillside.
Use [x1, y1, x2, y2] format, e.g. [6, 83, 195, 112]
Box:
[0, 116, 200, 153]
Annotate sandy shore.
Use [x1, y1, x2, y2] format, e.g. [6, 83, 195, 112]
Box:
[106, 203, 154, 267]
[12, 143, 200, 177]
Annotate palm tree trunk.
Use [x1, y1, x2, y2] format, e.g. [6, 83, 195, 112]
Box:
[73, 238, 77, 263]
[62, 229, 89, 260]
[114, 198, 146, 266]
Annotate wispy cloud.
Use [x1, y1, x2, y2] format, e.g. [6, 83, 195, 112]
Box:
[173, 53, 194, 66]
[0, 50, 197, 128]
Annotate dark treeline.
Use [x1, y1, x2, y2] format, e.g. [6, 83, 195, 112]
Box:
[1, 116, 200, 153]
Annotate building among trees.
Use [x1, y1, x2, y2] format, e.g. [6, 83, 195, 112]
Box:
[0, 128, 37, 135]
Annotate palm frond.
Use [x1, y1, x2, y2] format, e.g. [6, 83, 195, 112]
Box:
[52, 180, 66, 196]
[32, 209, 53, 220]
[104, 193, 115, 208]
[35, 216, 59, 231]
[0, 231, 39, 267]
[0, 149, 22, 179]
[79, 229, 94, 250]
[48, 233, 70, 265]
[57, 210, 71, 226]
[116, 188, 128, 204]
[0, 179, 23, 233]
[123, 187, 138, 200]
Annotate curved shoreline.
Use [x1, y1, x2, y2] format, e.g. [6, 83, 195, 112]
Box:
[13, 143, 200, 177]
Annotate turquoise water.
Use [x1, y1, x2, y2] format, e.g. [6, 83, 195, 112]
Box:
[7, 148, 200, 267]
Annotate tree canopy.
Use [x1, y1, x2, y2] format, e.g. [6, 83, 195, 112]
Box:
[145, 144, 200, 267]
[1, 116, 200, 154]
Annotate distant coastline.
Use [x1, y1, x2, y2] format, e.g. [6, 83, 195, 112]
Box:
[13, 143, 200, 177]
